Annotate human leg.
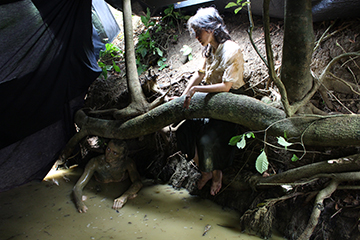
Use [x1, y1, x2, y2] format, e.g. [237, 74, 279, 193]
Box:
[210, 170, 222, 195]
[196, 119, 238, 195]
[192, 146, 213, 190]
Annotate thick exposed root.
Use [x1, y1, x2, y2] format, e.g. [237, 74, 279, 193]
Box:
[240, 205, 275, 238]
[168, 153, 201, 192]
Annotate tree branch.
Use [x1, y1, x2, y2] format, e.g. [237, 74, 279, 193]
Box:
[263, 0, 297, 117]
[246, 2, 268, 68]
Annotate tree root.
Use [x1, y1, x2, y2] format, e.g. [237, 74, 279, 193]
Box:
[298, 180, 339, 240]
[236, 155, 360, 239]
[240, 205, 275, 238]
[240, 192, 303, 238]
[58, 94, 360, 162]
[298, 171, 360, 239]
[249, 154, 360, 188]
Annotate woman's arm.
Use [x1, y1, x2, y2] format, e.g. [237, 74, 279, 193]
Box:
[187, 81, 233, 96]
[182, 61, 206, 108]
[182, 70, 205, 96]
[183, 81, 233, 109]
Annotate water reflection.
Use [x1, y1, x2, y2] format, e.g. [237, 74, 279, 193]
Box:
[0, 168, 282, 240]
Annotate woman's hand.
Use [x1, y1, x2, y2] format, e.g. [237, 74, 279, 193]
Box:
[168, 96, 179, 101]
[183, 87, 196, 109]
[183, 96, 191, 109]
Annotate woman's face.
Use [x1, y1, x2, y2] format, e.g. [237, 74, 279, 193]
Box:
[195, 28, 213, 46]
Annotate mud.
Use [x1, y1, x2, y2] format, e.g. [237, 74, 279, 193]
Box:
[0, 168, 285, 240]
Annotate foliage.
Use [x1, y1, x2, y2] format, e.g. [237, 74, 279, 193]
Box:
[180, 45, 193, 61]
[225, 0, 250, 14]
[229, 132, 255, 149]
[98, 43, 122, 79]
[255, 150, 268, 174]
[229, 131, 300, 174]
[162, 4, 190, 29]
[135, 6, 189, 75]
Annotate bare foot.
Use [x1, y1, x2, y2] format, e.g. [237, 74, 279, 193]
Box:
[210, 170, 222, 196]
[198, 171, 213, 190]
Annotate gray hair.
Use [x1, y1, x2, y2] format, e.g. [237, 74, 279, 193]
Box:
[187, 7, 231, 45]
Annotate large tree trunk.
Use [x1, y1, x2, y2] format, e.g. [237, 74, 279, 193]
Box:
[280, 0, 314, 103]
[114, 0, 149, 119]
[58, 93, 360, 161]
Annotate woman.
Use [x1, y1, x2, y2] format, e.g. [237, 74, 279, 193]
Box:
[176, 7, 245, 196]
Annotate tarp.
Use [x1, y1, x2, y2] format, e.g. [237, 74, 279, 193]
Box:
[106, 0, 360, 22]
[0, 0, 120, 192]
[247, 0, 360, 22]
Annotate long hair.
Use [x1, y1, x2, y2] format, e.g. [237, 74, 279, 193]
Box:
[187, 7, 231, 57]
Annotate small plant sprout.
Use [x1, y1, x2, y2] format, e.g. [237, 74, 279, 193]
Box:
[98, 43, 123, 79]
[229, 130, 303, 174]
[180, 45, 193, 61]
[225, 0, 250, 14]
[229, 132, 255, 149]
[277, 136, 293, 150]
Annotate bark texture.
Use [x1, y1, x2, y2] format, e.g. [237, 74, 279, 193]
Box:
[59, 93, 360, 161]
[281, 0, 314, 103]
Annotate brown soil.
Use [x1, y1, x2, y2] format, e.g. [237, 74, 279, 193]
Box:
[83, 10, 360, 240]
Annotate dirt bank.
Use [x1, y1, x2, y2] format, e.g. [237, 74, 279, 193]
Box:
[83, 9, 360, 240]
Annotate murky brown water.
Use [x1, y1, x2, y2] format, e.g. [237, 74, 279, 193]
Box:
[0, 168, 284, 240]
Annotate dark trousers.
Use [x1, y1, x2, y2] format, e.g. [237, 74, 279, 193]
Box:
[176, 118, 238, 172]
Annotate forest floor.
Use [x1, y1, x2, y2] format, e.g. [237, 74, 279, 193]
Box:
[84, 8, 360, 240]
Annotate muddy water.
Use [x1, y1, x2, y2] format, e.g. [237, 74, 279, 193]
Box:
[0, 168, 283, 240]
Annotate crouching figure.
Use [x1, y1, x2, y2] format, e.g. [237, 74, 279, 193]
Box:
[72, 139, 142, 213]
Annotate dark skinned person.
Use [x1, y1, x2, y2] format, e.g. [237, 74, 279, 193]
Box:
[72, 140, 143, 213]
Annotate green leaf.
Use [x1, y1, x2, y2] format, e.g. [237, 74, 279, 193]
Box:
[234, 7, 243, 14]
[236, 135, 247, 149]
[156, 48, 163, 57]
[146, 8, 150, 19]
[246, 132, 255, 139]
[188, 53, 193, 61]
[157, 57, 166, 66]
[225, 2, 238, 8]
[139, 48, 147, 58]
[98, 61, 105, 68]
[140, 15, 147, 25]
[291, 154, 299, 162]
[277, 136, 293, 150]
[105, 65, 113, 71]
[155, 25, 162, 33]
[229, 135, 243, 146]
[158, 57, 167, 68]
[112, 60, 120, 73]
[137, 64, 147, 75]
[180, 45, 192, 56]
[101, 68, 108, 79]
[164, 4, 174, 15]
[256, 151, 269, 174]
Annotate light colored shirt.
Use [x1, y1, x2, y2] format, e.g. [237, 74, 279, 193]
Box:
[204, 40, 245, 90]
